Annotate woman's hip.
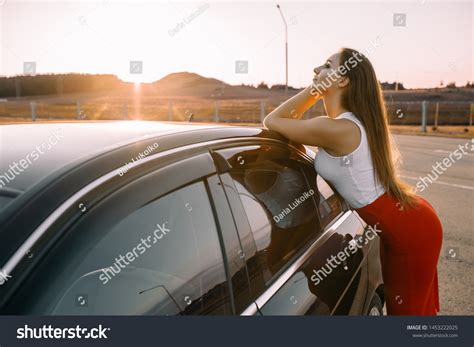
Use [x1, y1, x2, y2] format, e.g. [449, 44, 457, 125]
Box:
[355, 193, 443, 249]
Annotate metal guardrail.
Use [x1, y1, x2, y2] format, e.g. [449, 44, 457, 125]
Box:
[0, 98, 472, 132]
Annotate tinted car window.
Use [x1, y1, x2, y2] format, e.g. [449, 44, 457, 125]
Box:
[8, 181, 231, 315]
[218, 144, 323, 286]
[316, 175, 343, 228]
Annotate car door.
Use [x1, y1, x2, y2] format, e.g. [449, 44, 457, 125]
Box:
[1, 150, 246, 315]
[211, 141, 369, 315]
[306, 175, 371, 315]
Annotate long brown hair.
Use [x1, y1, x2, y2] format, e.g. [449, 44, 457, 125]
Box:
[338, 47, 420, 209]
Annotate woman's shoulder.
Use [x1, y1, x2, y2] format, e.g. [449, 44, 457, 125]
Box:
[337, 111, 360, 122]
[338, 112, 365, 130]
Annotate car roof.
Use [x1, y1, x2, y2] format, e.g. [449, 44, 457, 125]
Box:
[0, 121, 273, 193]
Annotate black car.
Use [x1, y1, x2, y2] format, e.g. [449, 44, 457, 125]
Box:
[0, 121, 384, 315]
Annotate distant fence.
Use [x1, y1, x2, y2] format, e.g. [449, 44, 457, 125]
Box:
[385, 101, 473, 127]
[0, 97, 472, 131]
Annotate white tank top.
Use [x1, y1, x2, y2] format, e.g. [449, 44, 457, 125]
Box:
[314, 111, 385, 208]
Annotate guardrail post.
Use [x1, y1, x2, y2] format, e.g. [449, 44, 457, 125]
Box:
[57, 75, 63, 95]
[76, 99, 81, 120]
[15, 78, 21, 98]
[421, 100, 428, 133]
[214, 100, 219, 122]
[470, 103, 473, 127]
[260, 100, 266, 123]
[30, 101, 36, 122]
[0, 100, 6, 116]
[168, 101, 173, 121]
[123, 101, 128, 120]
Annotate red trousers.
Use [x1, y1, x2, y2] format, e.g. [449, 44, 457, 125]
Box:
[355, 192, 443, 315]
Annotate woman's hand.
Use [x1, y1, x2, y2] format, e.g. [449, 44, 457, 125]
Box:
[264, 85, 319, 126]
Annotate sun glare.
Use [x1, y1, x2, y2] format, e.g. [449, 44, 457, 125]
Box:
[134, 81, 141, 91]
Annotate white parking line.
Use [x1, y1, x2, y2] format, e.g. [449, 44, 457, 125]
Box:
[398, 147, 474, 157]
[434, 149, 474, 157]
[400, 175, 474, 191]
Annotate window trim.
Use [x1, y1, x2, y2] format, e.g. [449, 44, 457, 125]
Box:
[209, 138, 314, 164]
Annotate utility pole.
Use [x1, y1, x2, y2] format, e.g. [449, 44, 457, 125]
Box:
[276, 4, 288, 94]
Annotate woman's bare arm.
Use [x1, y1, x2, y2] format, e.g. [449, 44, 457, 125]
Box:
[263, 85, 355, 153]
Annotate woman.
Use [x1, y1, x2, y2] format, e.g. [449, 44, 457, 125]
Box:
[263, 47, 443, 315]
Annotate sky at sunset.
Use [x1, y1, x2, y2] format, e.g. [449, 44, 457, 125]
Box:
[1, 0, 472, 89]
